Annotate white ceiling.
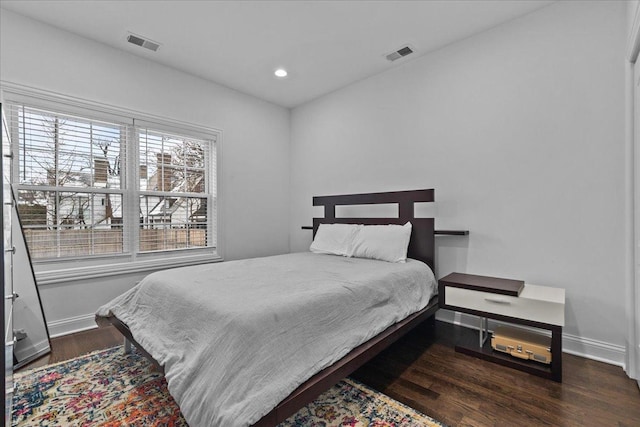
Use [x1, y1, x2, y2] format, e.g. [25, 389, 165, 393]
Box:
[0, 1, 554, 108]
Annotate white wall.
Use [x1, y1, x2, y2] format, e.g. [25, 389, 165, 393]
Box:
[629, 0, 639, 34]
[0, 9, 291, 335]
[290, 1, 627, 364]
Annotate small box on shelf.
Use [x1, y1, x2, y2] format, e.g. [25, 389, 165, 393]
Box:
[491, 325, 552, 365]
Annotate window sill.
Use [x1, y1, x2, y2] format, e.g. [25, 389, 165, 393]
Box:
[35, 253, 223, 285]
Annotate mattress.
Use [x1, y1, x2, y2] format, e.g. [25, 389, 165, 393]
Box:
[96, 251, 437, 427]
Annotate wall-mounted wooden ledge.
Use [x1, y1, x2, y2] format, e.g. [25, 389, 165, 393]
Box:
[434, 230, 469, 236]
[301, 226, 469, 236]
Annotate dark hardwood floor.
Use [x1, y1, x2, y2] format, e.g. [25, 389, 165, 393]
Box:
[17, 326, 123, 371]
[352, 321, 640, 427]
[17, 321, 640, 426]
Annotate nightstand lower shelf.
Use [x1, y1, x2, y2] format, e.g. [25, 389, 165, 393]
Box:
[454, 330, 558, 381]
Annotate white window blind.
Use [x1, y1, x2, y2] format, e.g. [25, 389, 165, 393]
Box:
[5, 98, 218, 263]
[137, 126, 215, 253]
[7, 103, 127, 259]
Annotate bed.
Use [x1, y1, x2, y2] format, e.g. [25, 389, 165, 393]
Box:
[95, 189, 439, 427]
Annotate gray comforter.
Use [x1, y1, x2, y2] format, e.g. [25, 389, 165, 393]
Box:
[96, 252, 437, 426]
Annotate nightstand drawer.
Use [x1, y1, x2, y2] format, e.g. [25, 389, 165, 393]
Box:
[445, 284, 565, 327]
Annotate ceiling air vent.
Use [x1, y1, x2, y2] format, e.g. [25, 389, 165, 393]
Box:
[386, 45, 414, 62]
[127, 33, 160, 52]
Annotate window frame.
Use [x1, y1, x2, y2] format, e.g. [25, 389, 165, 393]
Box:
[2, 86, 221, 281]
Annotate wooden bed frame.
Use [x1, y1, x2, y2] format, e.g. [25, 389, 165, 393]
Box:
[96, 188, 439, 427]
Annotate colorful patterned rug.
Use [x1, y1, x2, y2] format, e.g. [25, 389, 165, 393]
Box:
[12, 346, 445, 426]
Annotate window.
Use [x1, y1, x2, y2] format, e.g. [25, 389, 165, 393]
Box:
[137, 126, 212, 253]
[5, 97, 218, 266]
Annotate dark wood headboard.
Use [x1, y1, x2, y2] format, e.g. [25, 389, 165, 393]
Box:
[312, 189, 435, 271]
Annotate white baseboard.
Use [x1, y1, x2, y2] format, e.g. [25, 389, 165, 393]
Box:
[48, 313, 98, 338]
[436, 310, 627, 369]
[562, 333, 626, 368]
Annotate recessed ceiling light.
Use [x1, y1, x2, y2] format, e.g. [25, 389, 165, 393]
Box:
[274, 68, 288, 78]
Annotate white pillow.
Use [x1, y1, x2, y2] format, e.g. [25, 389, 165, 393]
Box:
[310, 223, 360, 256]
[350, 222, 412, 263]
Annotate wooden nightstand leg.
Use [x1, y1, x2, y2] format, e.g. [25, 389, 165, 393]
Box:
[551, 325, 562, 382]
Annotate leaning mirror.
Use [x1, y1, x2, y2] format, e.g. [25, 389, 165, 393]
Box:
[11, 178, 51, 368]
